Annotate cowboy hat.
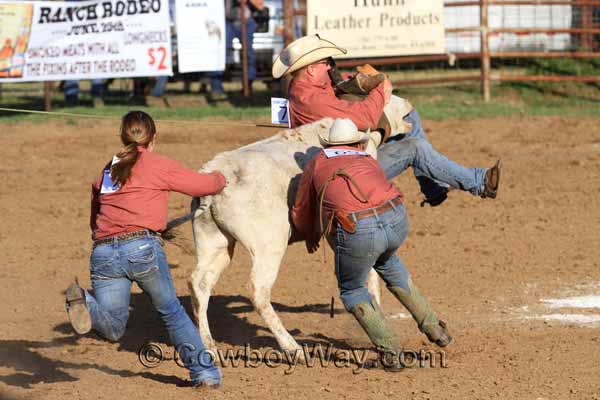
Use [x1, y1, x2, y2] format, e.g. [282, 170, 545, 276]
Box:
[272, 34, 347, 79]
[319, 118, 370, 147]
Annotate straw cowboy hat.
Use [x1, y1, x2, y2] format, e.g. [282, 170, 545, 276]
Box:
[272, 34, 347, 79]
[319, 118, 370, 147]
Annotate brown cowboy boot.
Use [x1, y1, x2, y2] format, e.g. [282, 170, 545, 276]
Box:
[356, 63, 381, 76]
[482, 159, 502, 199]
[388, 279, 452, 347]
[350, 300, 404, 371]
[336, 72, 386, 96]
[65, 280, 92, 335]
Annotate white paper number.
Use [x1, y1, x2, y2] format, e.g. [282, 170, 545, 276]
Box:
[100, 156, 122, 194]
[271, 97, 290, 127]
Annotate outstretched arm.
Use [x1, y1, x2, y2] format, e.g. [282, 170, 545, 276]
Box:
[165, 158, 227, 197]
[291, 159, 320, 253]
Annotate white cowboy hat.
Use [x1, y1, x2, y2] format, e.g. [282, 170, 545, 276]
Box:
[319, 118, 370, 147]
[272, 34, 347, 79]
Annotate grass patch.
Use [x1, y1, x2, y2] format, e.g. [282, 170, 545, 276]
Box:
[1, 76, 599, 125]
[397, 80, 600, 120]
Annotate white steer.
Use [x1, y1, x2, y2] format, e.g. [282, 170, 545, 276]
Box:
[187, 98, 411, 354]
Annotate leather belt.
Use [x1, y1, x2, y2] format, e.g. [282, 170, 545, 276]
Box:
[93, 230, 155, 248]
[350, 196, 403, 221]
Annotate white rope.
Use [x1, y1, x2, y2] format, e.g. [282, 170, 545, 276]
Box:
[0, 107, 287, 128]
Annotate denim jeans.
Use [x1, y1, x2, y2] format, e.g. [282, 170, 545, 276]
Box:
[150, 76, 169, 97]
[332, 202, 412, 311]
[84, 233, 221, 385]
[377, 109, 487, 198]
[209, 18, 257, 93]
[64, 79, 105, 100]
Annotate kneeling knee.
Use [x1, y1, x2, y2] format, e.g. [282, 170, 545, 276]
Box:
[409, 138, 430, 153]
[341, 289, 372, 312]
[102, 325, 127, 342]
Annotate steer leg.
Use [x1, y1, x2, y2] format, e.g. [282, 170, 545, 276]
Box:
[367, 270, 382, 308]
[189, 214, 234, 353]
[249, 245, 302, 355]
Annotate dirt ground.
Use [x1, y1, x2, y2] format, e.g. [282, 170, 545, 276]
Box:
[1, 114, 600, 400]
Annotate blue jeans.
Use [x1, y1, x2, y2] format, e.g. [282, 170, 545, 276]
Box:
[377, 109, 487, 198]
[150, 76, 169, 97]
[332, 202, 412, 311]
[84, 233, 221, 385]
[209, 18, 257, 93]
[64, 79, 105, 100]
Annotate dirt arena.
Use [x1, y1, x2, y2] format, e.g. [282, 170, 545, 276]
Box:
[1, 114, 599, 400]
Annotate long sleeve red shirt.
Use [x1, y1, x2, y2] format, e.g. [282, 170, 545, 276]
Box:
[291, 146, 402, 237]
[288, 78, 385, 131]
[90, 147, 226, 239]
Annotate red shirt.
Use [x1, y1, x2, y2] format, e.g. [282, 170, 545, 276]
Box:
[291, 146, 402, 237]
[91, 147, 226, 239]
[288, 78, 385, 131]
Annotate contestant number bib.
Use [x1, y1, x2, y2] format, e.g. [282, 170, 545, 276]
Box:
[100, 156, 121, 194]
[323, 149, 368, 158]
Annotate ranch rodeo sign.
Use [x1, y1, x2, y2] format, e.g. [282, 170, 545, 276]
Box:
[0, 0, 172, 81]
[307, 0, 445, 58]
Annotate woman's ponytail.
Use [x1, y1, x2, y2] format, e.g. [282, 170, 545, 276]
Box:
[110, 111, 156, 187]
[111, 142, 140, 186]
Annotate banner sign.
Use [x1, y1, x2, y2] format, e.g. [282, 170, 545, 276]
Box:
[175, 0, 225, 73]
[0, 0, 172, 82]
[307, 0, 445, 58]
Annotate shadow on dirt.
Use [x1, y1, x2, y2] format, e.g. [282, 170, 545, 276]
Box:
[0, 337, 185, 389]
[0, 293, 355, 389]
[92, 293, 350, 352]
[204, 294, 351, 350]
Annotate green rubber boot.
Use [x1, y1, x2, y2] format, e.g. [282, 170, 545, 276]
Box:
[388, 279, 452, 347]
[350, 301, 404, 371]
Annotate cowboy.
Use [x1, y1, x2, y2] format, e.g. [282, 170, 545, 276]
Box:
[292, 118, 451, 370]
[273, 34, 501, 206]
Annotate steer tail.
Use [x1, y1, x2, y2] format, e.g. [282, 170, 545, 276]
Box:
[163, 196, 212, 240]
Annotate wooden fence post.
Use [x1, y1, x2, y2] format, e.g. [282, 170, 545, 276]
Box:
[582, 4, 593, 50]
[283, 0, 294, 47]
[480, 0, 491, 102]
[44, 82, 53, 112]
[280, 0, 295, 96]
[240, 0, 250, 97]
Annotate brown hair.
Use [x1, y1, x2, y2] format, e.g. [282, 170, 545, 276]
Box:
[110, 110, 156, 186]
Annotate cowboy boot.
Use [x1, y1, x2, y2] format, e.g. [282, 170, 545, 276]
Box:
[350, 300, 404, 371]
[356, 63, 381, 76]
[336, 72, 386, 96]
[388, 279, 452, 347]
[65, 280, 92, 335]
[481, 159, 502, 199]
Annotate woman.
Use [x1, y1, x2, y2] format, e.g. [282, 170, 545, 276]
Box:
[65, 110, 225, 388]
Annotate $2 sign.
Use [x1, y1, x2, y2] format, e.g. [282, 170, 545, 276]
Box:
[148, 47, 167, 70]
